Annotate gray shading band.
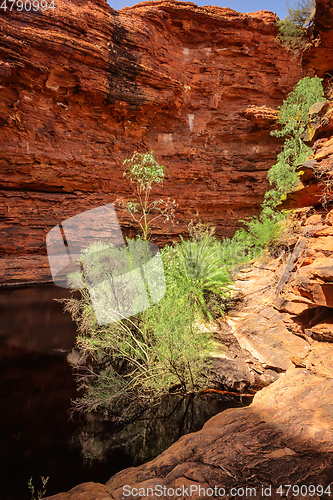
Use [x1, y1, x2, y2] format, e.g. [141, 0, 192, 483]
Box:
[46, 204, 166, 325]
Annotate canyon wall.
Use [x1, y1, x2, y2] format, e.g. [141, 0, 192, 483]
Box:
[303, 0, 333, 77]
[30, 2, 333, 498]
[0, 0, 304, 284]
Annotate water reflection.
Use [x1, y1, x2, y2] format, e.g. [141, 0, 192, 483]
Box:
[0, 285, 251, 500]
[72, 393, 247, 469]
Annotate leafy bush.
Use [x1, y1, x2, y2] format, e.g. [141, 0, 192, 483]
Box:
[177, 236, 231, 320]
[217, 211, 285, 274]
[264, 76, 323, 209]
[226, 76, 322, 264]
[277, 0, 315, 51]
[63, 234, 230, 418]
[118, 151, 177, 240]
[277, 19, 306, 52]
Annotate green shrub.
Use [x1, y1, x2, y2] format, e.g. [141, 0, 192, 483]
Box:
[264, 76, 323, 209]
[118, 151, 177, 240]
[228, 76, 322, 264]
[277, 0, 315, 51]
[63, 235, 228, 418]
[277, 19, 306, 52]
[217, 211, 285, 273]
[177, 235, 231, 320]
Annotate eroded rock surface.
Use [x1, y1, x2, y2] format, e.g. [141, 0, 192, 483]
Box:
[303, 0, 333, 77]
[273, 208, 333, 344]
[0, 0, 304, 284]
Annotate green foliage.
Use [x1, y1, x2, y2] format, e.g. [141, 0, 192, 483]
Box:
[276, 19, 305, 51]
[229, 76, 322, 261]
[277, 0, 315, 51]
[264, 76, 323, 208]
[273, 76, 323, 137]
[120, 151, 176, 240]
[64, 234, 230, 418]
[238, 212, 284, 250]
[217, 210, 285, 273]
[138, 281, 213, 395]
[123, 151, 164, 188]
[177, 236, 231, 320]
[28, 476, 49, 500]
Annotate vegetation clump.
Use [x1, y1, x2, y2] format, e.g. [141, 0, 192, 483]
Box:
[215, 77, 323, 268]
[277, 0, 315, 52]
[264, 76, 323, 210]
[64, 229, 232, 419]
[118, 151, 177, 240]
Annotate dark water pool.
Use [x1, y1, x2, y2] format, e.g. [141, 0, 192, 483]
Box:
[0, 285, 250, 500]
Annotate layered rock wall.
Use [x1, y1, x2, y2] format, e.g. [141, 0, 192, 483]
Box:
[0, 0, 303, 284]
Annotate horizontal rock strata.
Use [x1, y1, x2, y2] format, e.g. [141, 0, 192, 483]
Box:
[0, 0, 304, 284]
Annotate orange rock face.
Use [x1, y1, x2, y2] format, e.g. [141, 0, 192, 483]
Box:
[303, 0, 333, 77]
[272, 206, 333, 343]
[0, 0, 304, 284]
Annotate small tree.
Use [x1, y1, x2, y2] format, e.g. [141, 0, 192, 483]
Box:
[263, 76, 323, 209]
[286, 0, 315, 26]
[277, 0, 315, 51]
[119, 151, 177, 240]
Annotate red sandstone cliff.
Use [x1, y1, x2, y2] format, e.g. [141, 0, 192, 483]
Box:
[0, 0, 303, 285]
[3, 0, 333, 500]
[303, 0, 333, 77]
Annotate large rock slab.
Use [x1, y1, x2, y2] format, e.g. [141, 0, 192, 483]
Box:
[226, 264, 309, 371]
